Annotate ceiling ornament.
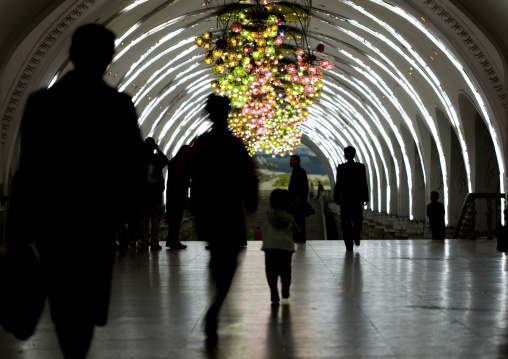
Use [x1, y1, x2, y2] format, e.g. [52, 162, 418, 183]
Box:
[196, 0, 333, 156]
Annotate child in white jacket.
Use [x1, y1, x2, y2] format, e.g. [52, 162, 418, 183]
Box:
[261, 189, 300, 304]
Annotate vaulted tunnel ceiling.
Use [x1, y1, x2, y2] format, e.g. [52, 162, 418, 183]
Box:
[1, 0, 507, 223]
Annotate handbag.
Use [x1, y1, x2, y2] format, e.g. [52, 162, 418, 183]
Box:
[304, 202, 315, 216]
[0, 240, 46, 340]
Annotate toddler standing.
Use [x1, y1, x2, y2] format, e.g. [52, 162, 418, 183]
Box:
[261, 189, 300, 304]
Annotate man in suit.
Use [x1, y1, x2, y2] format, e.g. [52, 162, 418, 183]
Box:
[334, 146, 369, 250]
[288, 155, 309, 242]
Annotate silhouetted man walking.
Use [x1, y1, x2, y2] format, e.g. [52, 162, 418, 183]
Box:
[334, 146, 369, 250]
[427, 191, 445, 239]
[16, 24, 144, 358]
[288, 155, 309, 242]
[187, 94, 258, 346]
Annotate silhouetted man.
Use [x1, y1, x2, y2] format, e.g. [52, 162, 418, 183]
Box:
[334, 146, 369, 250]
[16, 24, 144, 358]
[139, 137, 170, 251]
[188, 94, 258, 346]
[288, 155, 309, 242]
[427, 191, 445, 239]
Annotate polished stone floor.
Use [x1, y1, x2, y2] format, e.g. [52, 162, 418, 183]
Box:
[1, 239, 508, 358]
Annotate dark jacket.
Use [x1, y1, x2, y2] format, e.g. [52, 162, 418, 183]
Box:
[288, 165, 309, 204]
[145, 150, 171, 194]
[427, 201, 445, 230]
[15, 70, 145, 327]
[188, 127, 259, 246]
[334, 161, 369, 206]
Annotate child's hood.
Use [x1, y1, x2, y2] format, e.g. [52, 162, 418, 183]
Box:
[268, 210, 293, 230]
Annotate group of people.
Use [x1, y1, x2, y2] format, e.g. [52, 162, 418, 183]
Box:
[126, 136, 188, 252]
[8, 23, 447, 358]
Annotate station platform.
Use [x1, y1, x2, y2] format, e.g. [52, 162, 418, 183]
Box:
[1, 239, 507, 358]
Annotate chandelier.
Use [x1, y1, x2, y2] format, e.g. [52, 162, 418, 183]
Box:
[196, 0, 333, 156]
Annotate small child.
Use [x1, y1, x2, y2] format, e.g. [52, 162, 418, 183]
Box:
[261, 189, 300, 304]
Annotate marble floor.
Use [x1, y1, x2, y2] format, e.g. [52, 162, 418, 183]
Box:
[1, 239, 508, 358]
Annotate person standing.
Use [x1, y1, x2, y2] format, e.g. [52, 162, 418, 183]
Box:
[139, 137, 170, 251]
[187, 94, 258, 346]
[309, 181, 315, 199]
[316, 181, 324, 200]
[165, 144, 191, 249]
[427, 191, 445, 239]
[334, 146, 369, 250]
[15, 24, 145, 358]
[288, 155, 309, 242]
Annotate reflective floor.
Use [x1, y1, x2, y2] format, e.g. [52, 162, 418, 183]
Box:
[1, 239, 508, 358]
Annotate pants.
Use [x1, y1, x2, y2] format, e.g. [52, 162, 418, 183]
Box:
[431, 227, 445, 239]
[38, 224, 116, 359]
[340, 204, 363, 248]
[140, 194, 164, 246]
[291, 203, 306, 242]
[264, 249, 293, 300]
[205, 246, 240, 334]
[165, 201, 185, 245]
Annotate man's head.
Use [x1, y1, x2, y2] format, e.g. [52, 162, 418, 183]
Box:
[270, 189, 291, 211]
[344, 146, 356, 161]
[145, 137, 156, 152]
[430, 191, 439, 201]
[290, 155, 301, 168]
[69, 24, 116, 76]
[206, 94, 231, 128]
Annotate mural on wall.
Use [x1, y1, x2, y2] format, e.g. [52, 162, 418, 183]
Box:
[254, 144, 330, 191]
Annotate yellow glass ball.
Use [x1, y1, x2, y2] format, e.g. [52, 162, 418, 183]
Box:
[203, 41, 211, 50]
[211, 80, 219, 88]
[203, 31, 212, 40]
[257, 39, 266, 47]
[212, 49, 223, 58]
[195, 37, 204, 46]
[315, 90, 322, 97]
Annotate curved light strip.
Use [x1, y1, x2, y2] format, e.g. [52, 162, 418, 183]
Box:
[138, 68, 209, 126]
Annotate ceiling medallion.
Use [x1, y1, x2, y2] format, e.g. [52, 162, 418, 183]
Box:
[196, 0, 333, 156]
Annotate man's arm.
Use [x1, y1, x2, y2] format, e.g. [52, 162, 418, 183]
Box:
[361, 164, 369, 205]
[334, 166, 341, 204]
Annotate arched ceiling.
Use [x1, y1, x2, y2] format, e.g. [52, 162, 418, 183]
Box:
[1, 0, 507, 221]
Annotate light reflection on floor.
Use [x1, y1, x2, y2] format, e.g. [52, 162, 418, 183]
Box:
[1, 239, 507, 358]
